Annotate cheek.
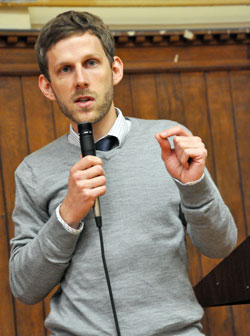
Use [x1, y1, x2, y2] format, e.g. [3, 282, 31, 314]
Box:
[53, 82, 72, 99]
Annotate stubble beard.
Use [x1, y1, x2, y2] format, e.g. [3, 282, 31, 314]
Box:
[54, 83, 114, 126]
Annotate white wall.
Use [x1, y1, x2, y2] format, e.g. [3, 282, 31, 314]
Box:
[0, 5, 250, 30]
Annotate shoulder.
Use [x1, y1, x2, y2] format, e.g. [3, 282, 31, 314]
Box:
[129, 117, 181, 132]
[15, 135, 77, 176]
[128, 117, 188, 137]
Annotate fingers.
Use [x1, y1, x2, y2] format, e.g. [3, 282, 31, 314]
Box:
[70, 155, 106, 195]
[73, 155, 103, 171]
[158, 125, 191, 139]
[155, 133, 172, 162]
[174, 136, 207, 168]
[71, 158, 105, 183]
[60, 155, 106, 227]
[155, 125, 207, 183]
[173, 136, 207, 168]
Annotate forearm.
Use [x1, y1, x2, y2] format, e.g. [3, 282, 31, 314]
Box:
[9, 211, 80, 304]
[175, 171, 237, 258]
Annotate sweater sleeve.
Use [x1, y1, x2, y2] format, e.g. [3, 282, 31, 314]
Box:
[174, 169, 237, 258]
[9, 160, 81, 305]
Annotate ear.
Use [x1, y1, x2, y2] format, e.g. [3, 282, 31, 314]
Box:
[38, 74, 56, 101]
[112, 56, 123, 86]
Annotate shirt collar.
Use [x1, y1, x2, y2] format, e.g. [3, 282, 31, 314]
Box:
[68, 108, 131, 148]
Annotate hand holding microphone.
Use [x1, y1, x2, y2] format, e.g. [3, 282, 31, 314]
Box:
[78, 122, 103, 227]
[59, 124, 106, 229]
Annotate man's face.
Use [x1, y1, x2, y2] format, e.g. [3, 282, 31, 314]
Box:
[42, 32, 122, 132]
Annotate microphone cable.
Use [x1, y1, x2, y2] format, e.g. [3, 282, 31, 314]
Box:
[78, 122, 121, 336]
[95, 216, 121, 336]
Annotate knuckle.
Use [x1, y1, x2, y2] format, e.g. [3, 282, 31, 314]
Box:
[82, 189, 92, 200]
[97, 165, 105, 175]
[100, 186, 107, 195]
[70, 166, 76, 175]
[85, 156, 92, 164]
[194, 136, 202, 142]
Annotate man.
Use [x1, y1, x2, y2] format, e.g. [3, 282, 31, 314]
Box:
[9, 11, 237, 336]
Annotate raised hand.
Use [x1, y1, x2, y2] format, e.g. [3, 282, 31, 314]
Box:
[155, 126, 207, 184]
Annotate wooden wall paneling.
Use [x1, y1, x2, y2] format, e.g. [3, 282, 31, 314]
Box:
[22, 76, 56, 152]
[116, 43, 250, 74]
[205, 70, 247, 336]
[229, 70, 250, 336]
[0, 77, 29, 232]
[0, 161, 16, 336]
[155, 72, 186, 125]
[114, 74, 134, 117]
[230, 70, 250, 235]
[232, 304, 250, 336]
[0, 76, 46, 336]
[129, 73, 159, 119]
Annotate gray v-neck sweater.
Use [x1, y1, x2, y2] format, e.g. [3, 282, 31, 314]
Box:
[10, 117, 237, 336]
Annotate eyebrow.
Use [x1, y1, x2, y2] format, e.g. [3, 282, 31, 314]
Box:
[54, 53, 102, 68]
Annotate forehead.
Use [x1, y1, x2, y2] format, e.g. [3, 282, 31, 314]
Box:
[47, 32, 106, 65]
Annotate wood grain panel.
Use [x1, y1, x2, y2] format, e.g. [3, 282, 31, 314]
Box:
[0, 166, 16, 336]
[155, 72, 186, 125]
[22, 77, 56, 152]
[114, 74, 134, 117]
[205, 70, 247, 336]
[229, 70, 250, 336]
[230, 70, 250, 235]
[129, 73, 158, 119]
[0, 76, 46, 336]
[0, 77, 28, 229]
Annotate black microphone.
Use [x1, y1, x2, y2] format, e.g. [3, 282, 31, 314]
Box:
[78, 122, 102, 228]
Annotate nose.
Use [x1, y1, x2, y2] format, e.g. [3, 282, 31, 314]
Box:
[75, 66, 89, 89]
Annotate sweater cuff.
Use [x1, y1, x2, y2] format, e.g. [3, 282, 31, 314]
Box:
[174, 172, 215, 208]
[39, 211, 82, 255]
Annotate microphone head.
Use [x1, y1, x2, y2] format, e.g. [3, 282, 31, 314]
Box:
[78, 122, 96, 157]
[78, 122, 93, 136]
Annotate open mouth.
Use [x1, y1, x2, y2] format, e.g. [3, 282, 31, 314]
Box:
[74, 96, 94, 107]
[75, 96, 94, 103]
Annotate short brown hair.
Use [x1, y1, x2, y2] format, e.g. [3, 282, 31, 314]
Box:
[35, 11, 115, 80]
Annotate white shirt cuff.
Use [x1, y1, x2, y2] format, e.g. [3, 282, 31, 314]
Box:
[56, 204, 84, 235]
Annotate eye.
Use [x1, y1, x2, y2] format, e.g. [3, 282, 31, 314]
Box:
[86, 59, 98, 67]
[61, 65, 71, 73]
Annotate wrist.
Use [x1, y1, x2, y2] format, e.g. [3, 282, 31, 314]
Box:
[59, 203, 83, 230]
[174, 173, 205, 186]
